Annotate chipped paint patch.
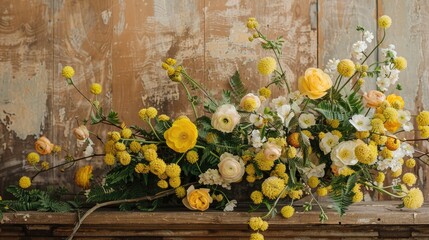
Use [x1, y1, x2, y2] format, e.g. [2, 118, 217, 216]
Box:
[101, 10, 112, 25]
[114, 0, 126, 35]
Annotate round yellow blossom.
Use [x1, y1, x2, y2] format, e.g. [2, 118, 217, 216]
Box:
[157, 179, 168, 189]
[385, 136, 400, 151]
[352, 191, 364, 203]
[288, 189, 303, 200]
[357, 78, 365, 86]
[90, 83, 102, 95]
[146, 107, 158, 119]
[27, 152, 40, 165]
[104, 153, 116, 166]
[384, 119, 401, 133]
[355, 144, 371, 164]
[175, 186, 186, 198]
[260, 221, 268, 231]
[52, 145, 62, 153]
[241, 97, 258, 112]
[75, 165, 92, 189]
[117, 151, 131, 166]
[158, 173, 168, 180]
[19, 176, 31, 189]
[161, 62, 170, 70]
[158, 114, 170, 121]
[246, 174, 256, 183]
[246, 17, 259, 30]
[185, 150, 199, 164]
[104, 140, 116, 154]
[169, 177, 181, 188]
[259, 87, 271, 98]
[406, 158, 416, 169]
[339, 167, 355, 176]
[416, 111, 429, 126]
[375, 172, 386, 183]
[308, 176, 320, 188]
[287, 146, 297, 159]
[419, 126, 429, 138]
[166, 66, 175, 76]
[317, 187, 328, 197]
[248, 36, 254, 42]
[149, 158, 167, 176]
[373, 113, 386, 121]
[383, 107, 398, 121]
[393, 56, 407, 70]
[138, 108, 147, 120]
[257, 57, 276, 76]
[371, 134, 387, 145]
[378, 15, 392, 29]
[164, 117, 198, 153]
[135, 163, 149, 174]
[246, 164, 256, 175]
[329, 119, 340, 128]
[206, 132, 218, 144]
[41, 161, 49, 170]
[403, 188, 424, 209]
[110, 131, 121, 142]
[121, 128, 132, 139]
[337, 59, 355, 77]
[302, 130, 312, 138]
[165, 163, 181, 178]
[318, 132, 326, 139]
[250, 190, 264, 204]
[402, 173, 417, 186]
[281, 205, 295, 219]
[62, 66, 75, 79]
[355, 131, 370, 139]
[144, 148, 158, 162]
[248, 217, 264, 231]
[165, 58, 177, 66]
[371, 118, 385, 134]
[129, 141, 141, 153]
[331, 130, 342, 139]
[250, 232, 264, 240]
[115, 142, 126, 151]
[261, 176, 285, 200]
[380, 148, 393, 159]
[391, 168, 402, 178]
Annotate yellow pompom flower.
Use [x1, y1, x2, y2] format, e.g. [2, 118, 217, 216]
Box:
[352, 191, 364, 203]
[241, 97, 258, 112]
[138, 108, 147, 120]
[246, 17, 259, 30]
[158, 114, 170, 121]
[75, 165, 92, 189]
[385, 120, 401, 134]
[375, 172, 385, 183]
[121, 128, 132, 139]
[27, 152, 40, 165]
[378, 15, 392, 29]
[248, 217, 264, 231]
[206, 132, 218, 144]
[175, 186, 186, 198]
[371, 118, 385, 134]
[258, 87, 271, 98]
[186, 150, 199, 164]
[317, 187, 328, 197]
[169, 177, 181, 188]
[318, 132, 326, 139]
[129, 141, 141, 153]
[149, 158, 167, 176]
[146, 107, 158, 119]
[110, 131, 121, 142]
[117, 151, 131, 166]
[393, 56, 407, 70]
[144, 148, 158, 162]
[115, 142, 126, 151]
[164, 117, 198, 153]
[419, 126, 429, 138]
[246, 164, 256, 175]
[62, 66, 75, 79]
[402, 173, 417, 186]
[403, 188, 424, 209]
[261, 176, 285, 199]
[416, 111, 429, 126]
[406, 158, 416, 168]
[250, 190, 264, 204]
[157, 179, 168, 189]
[288, 189, 303, 200]
[328, 119, 340, 128]
[90, 83, 102, 95]
[287, 146, 297, 158]
[260, 221, 268, 231]
[281, 205, 295, 219]
[19, 176, 31, 189]
[135, 163, 148, 173]
[308, 176, 320, 188]
[165, 163, 181, 178]
[104, 140, 116, 155]
[386, 94, 405, 110]
[355, 144, 371, 164]
[165, 58, 177, 66]
[355, 131, 370, 139]
[104, 153, 116, 166]
[257, 57, 276, 76]
[339, 167, 355, 176]
[250, 232, 264, 240]
[41, 161, 49, 170]
[391, 168, 402, 178]
[337, 59, 355, 77]
[246, 175, 256, 183]
[383, 107, 398, 122]
[331, 130, 342, 139]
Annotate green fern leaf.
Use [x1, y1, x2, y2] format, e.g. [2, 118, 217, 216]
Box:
[229, 71, 247, 101]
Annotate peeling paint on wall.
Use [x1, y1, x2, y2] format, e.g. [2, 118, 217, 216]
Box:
[101, 10, 111, 25]
[114, 0, 126, 35]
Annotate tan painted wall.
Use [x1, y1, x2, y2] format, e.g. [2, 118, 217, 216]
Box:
[0, 0, 428, 198]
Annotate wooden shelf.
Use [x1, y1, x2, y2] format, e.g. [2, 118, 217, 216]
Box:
[1, 201, 428, 239]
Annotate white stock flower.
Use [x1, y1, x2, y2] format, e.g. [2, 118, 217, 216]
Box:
[298, 113, 316, 129]
[352, 41, 367, 53]
[218, 153, 245, 183]
[211, 104, 241, 133]
[381, 44, 397, 58]
[403, 122, 414, 132]
[349, 114, 372, 131]
[324, 58, 340, 74]
[381, 65, 400, 85]
[249, 113, 264, 128]
[401, 142, 415, 157]
[364, 31, 374, 43]
[251, 129, 266, 148]
[224, 199, 237, 212]
[376, 77, 391, 92]
[198, 169, 230, 189]
[288, 90, 305, 106]
[277, 104, 295, 127]
[302, 163, 326, 178]
[319, 132, 340, 155]
[331, 140, 358, 167]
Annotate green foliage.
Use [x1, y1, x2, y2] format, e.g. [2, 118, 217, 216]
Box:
[107, 110, 120, 125]
[330, 174, 358, 216]
[229, 71, 247, 101]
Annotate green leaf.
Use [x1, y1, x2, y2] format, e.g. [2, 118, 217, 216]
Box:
[107, 110, 120, 125]
[229, 71, 247, 101]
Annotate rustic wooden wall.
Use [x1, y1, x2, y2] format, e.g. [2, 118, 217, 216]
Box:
[0, 0, 428, 199]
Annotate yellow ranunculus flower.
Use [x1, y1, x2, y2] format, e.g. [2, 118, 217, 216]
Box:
[182, 185, 212, 211]
[75, 165, 93, 189]
[164, 117, 198, 153]
[298, 68, 332, 99]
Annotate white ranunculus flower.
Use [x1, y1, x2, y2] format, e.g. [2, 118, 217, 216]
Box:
[249, 113, 264, 128]
[319, 132, 340, 155]
[349, 114, 372, 131]
[277, 104, 294, 127]
[218, 152, 245, 183]
[223, 199, 237, 212]
[298, 113, 316, 129]
[302, 163, 326, 178]
[331, 140, 358, 167]
[211, 104, 241, 133]
[262, 142, 282, 161]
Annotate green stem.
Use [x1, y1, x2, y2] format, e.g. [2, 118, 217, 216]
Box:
[121, 138, 162, 144]
[362, 182, 403, 198]
[146, 119, 162, 141]
[179, 80, 198, 119]
[181, 71, 218, 107]
[194, 145, 220, 159]
[175, 152, 186, 164]
[262, 186, 288, 219]
[307, 188, 328, 222]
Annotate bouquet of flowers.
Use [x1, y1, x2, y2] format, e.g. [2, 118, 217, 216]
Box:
[1, 15, 428, 240]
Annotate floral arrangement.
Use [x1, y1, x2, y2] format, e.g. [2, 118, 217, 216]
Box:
[1, 15, 428, 240]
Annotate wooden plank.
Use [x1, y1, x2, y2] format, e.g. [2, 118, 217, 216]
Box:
[111, 0, 205, 124]
[0, 0, 54, 191]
